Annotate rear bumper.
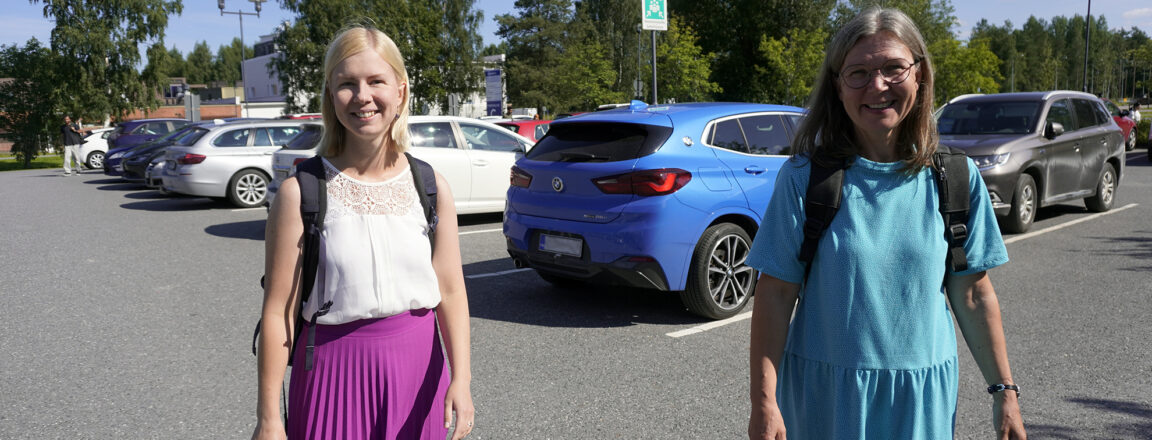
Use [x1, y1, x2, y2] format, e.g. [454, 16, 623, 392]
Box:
[504, 208, 699, 291]
[506, 240, 670, 290]
[161, 167, 225, 197]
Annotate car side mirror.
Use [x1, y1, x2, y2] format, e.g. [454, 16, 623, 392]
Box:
[1044, 121, 1065, 140]
[1119, 109, 1130, 117]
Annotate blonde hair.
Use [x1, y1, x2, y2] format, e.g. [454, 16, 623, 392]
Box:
[792, 7, 937, 172]
[319, 25, 411, 157]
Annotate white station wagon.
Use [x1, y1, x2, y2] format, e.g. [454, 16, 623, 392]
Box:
[160, 120, 319, 208]
[266, 115, 533, 215]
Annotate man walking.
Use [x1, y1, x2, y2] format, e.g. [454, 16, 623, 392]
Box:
[61, 116, 84, 176]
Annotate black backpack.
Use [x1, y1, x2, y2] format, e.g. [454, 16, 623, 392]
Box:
[251, 153, 439, 371]
[798, 146, 970, 282]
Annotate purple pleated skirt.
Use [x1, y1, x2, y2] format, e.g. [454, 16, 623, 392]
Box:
[288, 309, 449, 440]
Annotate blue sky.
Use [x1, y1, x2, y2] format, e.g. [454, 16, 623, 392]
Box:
[3, 1, 1150, 57]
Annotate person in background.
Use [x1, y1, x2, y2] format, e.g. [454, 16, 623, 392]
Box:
[60, 116, 84, 176]
[253, 25, 474, 440]
[746, 7, 1026, 440]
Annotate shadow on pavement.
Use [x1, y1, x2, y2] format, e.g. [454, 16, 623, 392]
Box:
[205, 220, 266, 241]
[120, 197, 232, 212]
[96, 182, 147, 191]
[462, 258, 705, 328]
[83, 178, 123, 185]
[1091, 230, 1152, 272]
[459, 212, 503, 227]
[1027, 398, 1152, 440]
[123, 190, 172, 200]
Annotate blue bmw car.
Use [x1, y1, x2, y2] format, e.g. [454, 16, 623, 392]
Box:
[504, 101, 805, 319]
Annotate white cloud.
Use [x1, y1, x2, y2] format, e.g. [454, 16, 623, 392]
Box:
[1123, 8, 1152, 19]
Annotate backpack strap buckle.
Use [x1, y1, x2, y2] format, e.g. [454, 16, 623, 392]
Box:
[948, 223, 968, 244]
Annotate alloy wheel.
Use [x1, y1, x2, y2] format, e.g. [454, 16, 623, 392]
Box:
[705, 234, 755, 311]
[235, 173, 267, 206]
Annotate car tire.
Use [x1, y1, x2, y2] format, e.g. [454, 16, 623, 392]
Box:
[1002, 173, 1037, 234]
[536, 271, 584, 289]
[227, 169, 270, 209]
[1084, 163, 1116, 213]
[86, 151, 105, 170]
[680, 223, 756, 320]
[1125, 130, 1135, 151]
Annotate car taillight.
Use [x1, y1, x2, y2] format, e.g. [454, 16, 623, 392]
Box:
[292, 157, 308, 167]
[592, 168, 691, 196]
[177, 153, 206, 165]
[510, 165, 532, 188]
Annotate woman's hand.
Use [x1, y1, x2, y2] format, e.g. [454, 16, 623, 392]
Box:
[748, 403, 787, 440]
[993, 392, 1026, 439]
[444, 380, 474, 439]
[251, 420, 287, 440]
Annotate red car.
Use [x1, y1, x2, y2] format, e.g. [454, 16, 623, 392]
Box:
[1102, 100, 1138, 151]
[495, 119, 551, 143]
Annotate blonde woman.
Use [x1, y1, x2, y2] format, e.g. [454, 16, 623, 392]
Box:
[253, 26, 473, 440]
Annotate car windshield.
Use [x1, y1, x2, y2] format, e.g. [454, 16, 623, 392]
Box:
[283, 125, 323, 150]
[526, 122, 672, 163]
[937, 101, 1040, 135]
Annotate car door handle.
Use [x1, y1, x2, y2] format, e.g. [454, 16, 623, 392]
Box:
[473, 159, 490, 166]
[744, 166, 766, 175]
[263, 151, 274, 155]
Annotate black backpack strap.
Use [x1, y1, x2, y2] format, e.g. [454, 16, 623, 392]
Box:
[799, 157, 847, 282]
[405, 152, 439, 254]
[294, 157, 332, 370]
[933, 146, 971, 273]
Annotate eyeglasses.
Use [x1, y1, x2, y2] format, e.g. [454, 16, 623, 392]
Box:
[837, 59, 920, 89]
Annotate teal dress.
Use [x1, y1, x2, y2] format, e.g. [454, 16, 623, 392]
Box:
[746, 155, 1008, 439]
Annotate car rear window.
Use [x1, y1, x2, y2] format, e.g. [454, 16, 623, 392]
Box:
[938, 101, 1040, 135]
[526, 122, 672, 163]
[283, 125, 323, 150]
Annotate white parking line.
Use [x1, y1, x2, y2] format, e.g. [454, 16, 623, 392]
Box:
[666, 312, 753, 338]
[465, 268, 533, 279]
[666, 202, 1140, 338]
[231, 207, 265, 212]
[459, 228, 502, 236]
[1003, 203, 1137, 244]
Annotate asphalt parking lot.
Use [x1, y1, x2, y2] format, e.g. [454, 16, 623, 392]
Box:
[2, 151, 1150, 439]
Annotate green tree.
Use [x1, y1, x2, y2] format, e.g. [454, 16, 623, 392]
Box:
[832, 0, 957, 48]
[757, 26, 827, 106]
[274, 0, 485, 114]
[552, 37, 626, 111]
[932, 37, 1002, 105]
[655, 18, 722, 103]
[32, 0, 182, 120]
[141, 42, 177, 102]
[0, 39, 62, 167]
[496, 0, 575, 113]
[185, 41, 214, 85]
[672, 0, 836, 102]
[213, 38, 250, 86]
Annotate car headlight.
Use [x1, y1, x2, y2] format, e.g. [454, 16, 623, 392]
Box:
[109, 152, 123, 159]
[970, 153, 1010, 170]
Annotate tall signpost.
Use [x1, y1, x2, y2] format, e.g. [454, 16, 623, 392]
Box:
[641, 0, 667, 104]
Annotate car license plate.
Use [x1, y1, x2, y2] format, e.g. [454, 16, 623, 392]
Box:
[539, 234, 582, 257]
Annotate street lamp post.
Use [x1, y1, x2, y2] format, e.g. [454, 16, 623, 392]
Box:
[218, 0, 264, 118]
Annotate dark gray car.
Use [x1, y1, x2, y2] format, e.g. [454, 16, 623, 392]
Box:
[937, 91, 1125, 233]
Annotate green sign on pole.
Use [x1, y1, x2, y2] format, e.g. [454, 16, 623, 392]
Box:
[641, 0, 667, 31]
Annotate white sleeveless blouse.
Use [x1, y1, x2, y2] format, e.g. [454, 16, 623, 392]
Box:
[301, 158, 441, 324]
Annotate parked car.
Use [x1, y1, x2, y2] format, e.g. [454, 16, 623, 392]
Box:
[503, 101, 805, 319]
[160, 120, 317, 208]
[1101, 99, 1138, 150]
[107, 118, 191, 149]
[495, 119, 551, 143]
[936, 91, 1125, 233]
[104, 126, 202, 177]
[77, 127, 114, 169]
[267, 116, 533, 213]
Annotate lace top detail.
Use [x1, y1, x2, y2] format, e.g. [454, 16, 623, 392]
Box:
[322, 158, 419, 221]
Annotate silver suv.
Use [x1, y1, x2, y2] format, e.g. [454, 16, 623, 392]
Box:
[937, 91, 1125, 233]
[159, 119, 319, 208]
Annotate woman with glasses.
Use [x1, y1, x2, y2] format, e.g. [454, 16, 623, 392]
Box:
[746, 7, 1026, 440]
